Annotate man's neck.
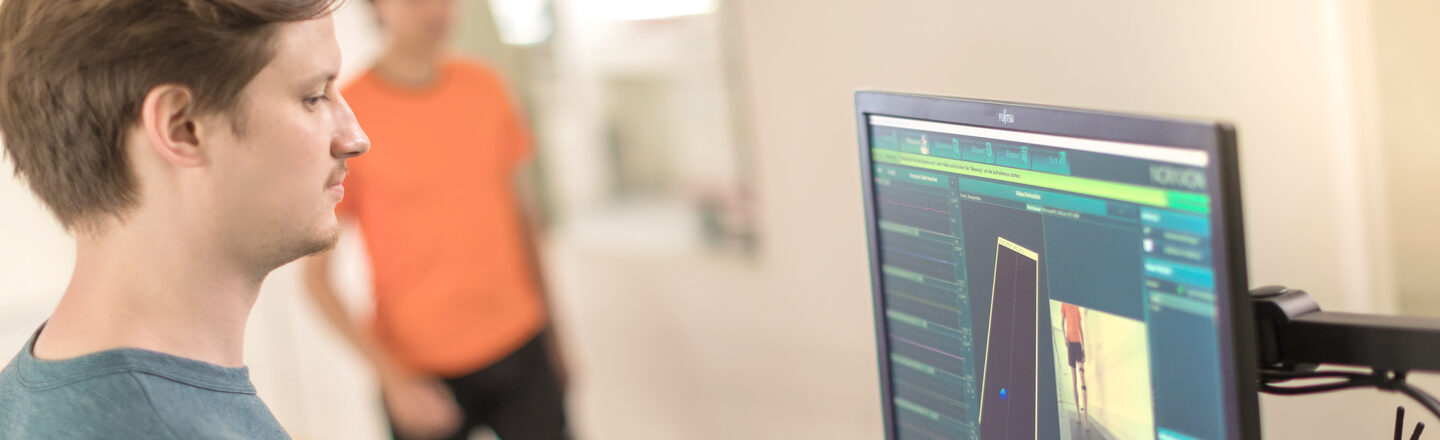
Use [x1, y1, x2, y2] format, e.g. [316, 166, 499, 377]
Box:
[374, 43, 445, 89]
[33, 223, 266, 368]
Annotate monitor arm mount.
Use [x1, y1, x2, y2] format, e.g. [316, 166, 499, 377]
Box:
[1253, 285, 1440, 436]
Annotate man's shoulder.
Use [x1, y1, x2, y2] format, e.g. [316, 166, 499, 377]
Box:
[0, 352, 288, 439]
[0, 359, 178, 439]
[126, 373, 289, 439]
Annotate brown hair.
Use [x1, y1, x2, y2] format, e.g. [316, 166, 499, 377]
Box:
[0, 0, 342, 231]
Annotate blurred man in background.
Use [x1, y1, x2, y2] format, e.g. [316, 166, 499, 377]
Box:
[302, 0, 568, 439]
[0, 0, 365, 437]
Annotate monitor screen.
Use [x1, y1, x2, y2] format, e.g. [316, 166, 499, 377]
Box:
[857, 93, 1257, 440]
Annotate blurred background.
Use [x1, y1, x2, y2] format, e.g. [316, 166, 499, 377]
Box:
[3, 0, 1439, 438]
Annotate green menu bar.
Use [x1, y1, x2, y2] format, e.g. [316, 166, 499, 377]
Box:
[873, 149, 1209, 213]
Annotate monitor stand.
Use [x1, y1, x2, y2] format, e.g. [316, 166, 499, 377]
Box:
[1253, 285, 1440, 422]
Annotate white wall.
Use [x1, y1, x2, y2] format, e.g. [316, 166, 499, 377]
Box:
[0, 152, 72, 351]
[1370, 0, 1440, 313]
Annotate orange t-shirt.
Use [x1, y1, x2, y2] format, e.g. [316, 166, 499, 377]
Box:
[337, 59, 545, 376]
[1061, 304, 1083, 343]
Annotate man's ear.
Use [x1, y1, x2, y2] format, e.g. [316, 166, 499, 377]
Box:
[139, 84, 205, 167]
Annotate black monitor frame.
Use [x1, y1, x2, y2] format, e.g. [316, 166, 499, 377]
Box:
[854, 91, 1259, 439]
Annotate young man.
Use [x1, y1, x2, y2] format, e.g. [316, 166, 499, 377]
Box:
[302, 0, 569, 439]
[0, 0, 369, 438]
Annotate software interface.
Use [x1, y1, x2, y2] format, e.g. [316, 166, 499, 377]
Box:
[868, 115, 1223, 440]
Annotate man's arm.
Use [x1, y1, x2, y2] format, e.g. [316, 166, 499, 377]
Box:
[301, 249, 461, 438]
[514, 162, 568, 388]
[301, 250, 406, 380]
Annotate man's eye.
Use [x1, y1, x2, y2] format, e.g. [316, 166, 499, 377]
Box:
[304, 94, 328, 106]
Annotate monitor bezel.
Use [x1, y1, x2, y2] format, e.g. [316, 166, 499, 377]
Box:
[854, 91, 1259, 439]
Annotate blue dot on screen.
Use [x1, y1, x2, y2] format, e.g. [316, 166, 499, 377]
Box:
[1000, 388, 1008, 401]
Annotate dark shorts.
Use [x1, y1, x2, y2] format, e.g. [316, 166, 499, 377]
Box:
[1066, 341, 1085, 366]
[387, 333, 570, 440]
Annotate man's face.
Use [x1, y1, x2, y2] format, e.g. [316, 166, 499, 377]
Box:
[373, 0, 457, 50]
[201, 17, 369, 269]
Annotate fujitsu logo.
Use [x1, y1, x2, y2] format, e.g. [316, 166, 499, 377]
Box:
[998, 109, 1015, 125]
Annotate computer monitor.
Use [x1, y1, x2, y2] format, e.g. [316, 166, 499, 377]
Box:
[855, 92, 1259, 440]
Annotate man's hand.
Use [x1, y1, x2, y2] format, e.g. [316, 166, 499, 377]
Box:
[382, 373, 463, 440]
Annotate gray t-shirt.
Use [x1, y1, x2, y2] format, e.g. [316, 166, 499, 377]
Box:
[0, 328, 289, 439]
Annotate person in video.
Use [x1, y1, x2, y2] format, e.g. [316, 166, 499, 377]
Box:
[0, 0, 366, 438]
[301, 0, 569, 439]
[1062, 302, 1089, 430]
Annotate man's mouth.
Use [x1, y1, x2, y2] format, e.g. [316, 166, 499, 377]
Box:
[326, 166, 348, 189]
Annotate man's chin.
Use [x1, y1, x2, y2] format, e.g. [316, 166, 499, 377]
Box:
[242, 213, 345, 273]
[270, 221, 342, 268]
[301, 223, 343, 257]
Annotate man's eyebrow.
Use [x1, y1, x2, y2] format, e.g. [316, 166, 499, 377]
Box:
[303, 72, 338, 89]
